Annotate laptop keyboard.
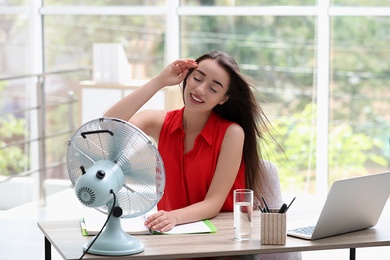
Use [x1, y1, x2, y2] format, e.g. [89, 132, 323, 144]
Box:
[289, 225, 315, 235]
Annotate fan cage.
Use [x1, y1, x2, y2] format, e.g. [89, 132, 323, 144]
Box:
[67, 117, 165, 218]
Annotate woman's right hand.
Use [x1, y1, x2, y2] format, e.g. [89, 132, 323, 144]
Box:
[103, 58, 197, 124]
[144, 210, 178, 232]
[155, 59, 198, 87]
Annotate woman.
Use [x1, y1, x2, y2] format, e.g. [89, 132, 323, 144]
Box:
[104, 50, 273, 232]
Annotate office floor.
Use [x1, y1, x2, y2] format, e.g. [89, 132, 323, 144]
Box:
[1, 189, 389, 260]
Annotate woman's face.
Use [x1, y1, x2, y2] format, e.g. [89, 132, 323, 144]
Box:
[184, 59, 230, 112]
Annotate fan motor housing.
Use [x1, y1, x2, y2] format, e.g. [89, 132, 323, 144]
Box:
[75, 160, 124, 207]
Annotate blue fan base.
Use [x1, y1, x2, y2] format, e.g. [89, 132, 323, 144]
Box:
[83, 230, 144, 256]
[83, 215, 144, 256]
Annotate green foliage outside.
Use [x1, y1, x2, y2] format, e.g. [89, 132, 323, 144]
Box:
[263, 103, 389, 193]
[0, 114, 29, 176]
[0, 80, 28, 177]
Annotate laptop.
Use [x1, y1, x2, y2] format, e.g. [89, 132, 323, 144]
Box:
[287, 171, 390, 240]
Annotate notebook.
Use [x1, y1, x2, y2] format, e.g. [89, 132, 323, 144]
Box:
[80, 212, 217, 236]
[287, 171, 390, 240]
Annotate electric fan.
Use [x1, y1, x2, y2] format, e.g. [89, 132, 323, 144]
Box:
[66, 117, 165, 256]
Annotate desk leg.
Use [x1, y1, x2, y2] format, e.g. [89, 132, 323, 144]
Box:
[45, 236, 52, 260]
[349, 248, 356, 260]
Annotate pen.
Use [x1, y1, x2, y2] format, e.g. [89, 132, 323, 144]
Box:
[284, 196, 296, 213]
[278, 203, 287, 213]
[257, 203, 265, 213]
[261, 195, 270, 213]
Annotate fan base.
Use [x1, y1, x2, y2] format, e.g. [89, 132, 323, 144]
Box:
[83, 233, 144, 256]
[83, 215, 144, 256]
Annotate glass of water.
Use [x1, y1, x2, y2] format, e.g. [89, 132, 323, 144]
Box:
[234, 189, 253, 241]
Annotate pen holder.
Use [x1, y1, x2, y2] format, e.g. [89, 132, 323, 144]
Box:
[260, 209, 287, 245]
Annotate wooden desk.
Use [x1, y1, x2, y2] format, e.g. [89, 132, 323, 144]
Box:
[38, 211, 390, 260]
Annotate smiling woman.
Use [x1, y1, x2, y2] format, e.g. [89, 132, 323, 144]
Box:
[103, 50, 302, 259]
[103, 51, 275, 232]
[183, 59, 230, 111]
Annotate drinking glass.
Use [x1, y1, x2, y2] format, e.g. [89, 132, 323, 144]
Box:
[233, 189, 253, 241]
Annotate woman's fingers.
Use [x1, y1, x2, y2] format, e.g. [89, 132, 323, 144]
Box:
[172, 59, 197, 74]
[144, 210, 176, 232]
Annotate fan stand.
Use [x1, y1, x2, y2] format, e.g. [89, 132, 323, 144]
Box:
[83, 202, 144, 256]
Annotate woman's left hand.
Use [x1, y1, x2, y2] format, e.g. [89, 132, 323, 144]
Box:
[144, 210, 178, 232]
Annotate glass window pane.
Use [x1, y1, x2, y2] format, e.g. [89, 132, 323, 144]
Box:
[43, 15, 165, 179]
[0, 15, 29, 76]
[44, 15, 165, 78]
[0, 78, 31, 177]
[331, 0, 390, 6]
[0, 0, 27, 6]
[330, 16, 390, 183]
[44, 0, 165, 6]
[181, 0, 316, 6]
[0, 14, 30, 182]
[44, 71, 89, 179]
[181, 15, 316, 193]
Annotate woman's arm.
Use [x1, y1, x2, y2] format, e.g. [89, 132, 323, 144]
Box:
[103, 59, 197, 121]
[145, 123, 245, 232]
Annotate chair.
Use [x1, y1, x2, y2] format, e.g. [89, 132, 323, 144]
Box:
[257, 161, 302, 260]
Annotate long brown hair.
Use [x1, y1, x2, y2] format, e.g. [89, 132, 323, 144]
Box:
[182, 50, 274, 202]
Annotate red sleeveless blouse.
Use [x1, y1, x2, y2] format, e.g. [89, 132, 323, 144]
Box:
[157, 107, 245, 212]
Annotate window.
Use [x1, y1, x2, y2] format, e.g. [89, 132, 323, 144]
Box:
[1, 1, 389, 208]
[181, 14, 316, 193]
[329, 15, 390, 183]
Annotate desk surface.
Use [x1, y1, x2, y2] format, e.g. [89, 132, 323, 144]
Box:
[38, 210, 390, 260]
